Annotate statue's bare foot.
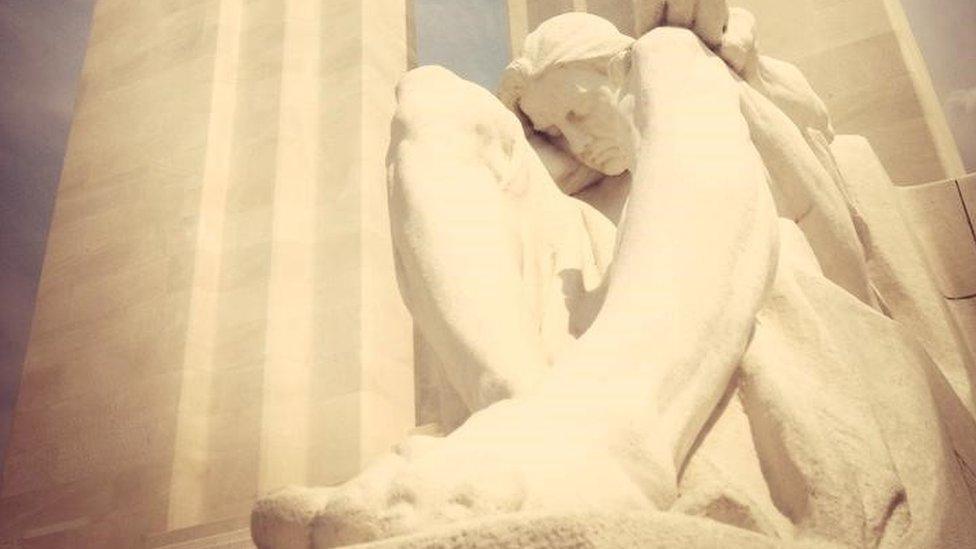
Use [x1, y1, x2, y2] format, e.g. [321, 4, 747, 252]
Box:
[309, 398, 675, 548]
[252, 485, 337, 549]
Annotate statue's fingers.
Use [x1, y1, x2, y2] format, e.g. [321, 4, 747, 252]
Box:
[663, 0, 696, 29]
[692, 0, 729, 48]
[634, 0, 668, 36]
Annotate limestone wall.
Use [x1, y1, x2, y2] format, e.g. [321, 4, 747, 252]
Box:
[898, 173, 976, 364]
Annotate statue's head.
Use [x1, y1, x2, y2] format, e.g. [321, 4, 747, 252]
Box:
[499, 13, 635, 176]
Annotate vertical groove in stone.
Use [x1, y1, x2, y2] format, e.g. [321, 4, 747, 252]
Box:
[358, 0, 416, 469]
[168, 0, 248, 530]
[310, 0, 364, 488]
[257, 0, 324, 496]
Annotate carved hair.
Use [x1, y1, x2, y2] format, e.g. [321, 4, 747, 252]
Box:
[498, 13, 634, 113]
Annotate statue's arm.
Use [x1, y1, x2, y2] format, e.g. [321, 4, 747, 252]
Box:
[718, 7, 876, 305]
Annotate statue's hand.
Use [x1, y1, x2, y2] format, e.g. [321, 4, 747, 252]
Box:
[635, 0, 730, 49]
[635, 3, 761, 77]
[716, 8, 834, 138]
[527, 131, 604, 195]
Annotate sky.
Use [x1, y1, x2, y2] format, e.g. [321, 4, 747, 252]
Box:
[413, 0, 511, 91]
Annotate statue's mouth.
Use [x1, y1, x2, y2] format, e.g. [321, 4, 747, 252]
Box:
[580, 145, 606, 169]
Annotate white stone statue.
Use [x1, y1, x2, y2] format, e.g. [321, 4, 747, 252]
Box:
[252, 7, 976, 549]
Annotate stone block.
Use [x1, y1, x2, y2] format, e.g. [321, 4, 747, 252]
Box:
[898, 179, 976, 298]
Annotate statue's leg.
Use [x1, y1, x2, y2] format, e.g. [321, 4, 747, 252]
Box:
[386, 70, 564, 415]
[389, 66, 618, 419]
[533, 27, 780, 503]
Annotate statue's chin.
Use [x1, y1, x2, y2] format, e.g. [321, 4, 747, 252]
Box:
[595, 156, 629, 177]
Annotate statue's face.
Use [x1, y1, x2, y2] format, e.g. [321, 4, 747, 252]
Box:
[518, 64, 633, 176]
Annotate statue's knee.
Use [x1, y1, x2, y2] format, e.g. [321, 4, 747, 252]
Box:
[395, 65, 460, 107]
[633, 27, 732, 94]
